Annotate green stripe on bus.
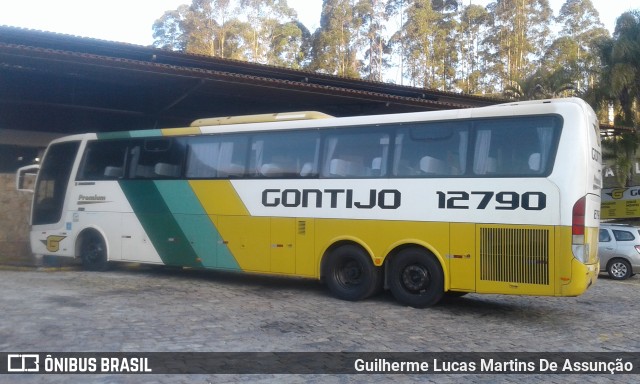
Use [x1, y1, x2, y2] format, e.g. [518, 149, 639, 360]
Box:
[119, 180, 202, 268]
[154, 181, 241, 270]
[97, 131, 131, 140]
[96, 129, 162, 140]
[130, 129, 162, 137]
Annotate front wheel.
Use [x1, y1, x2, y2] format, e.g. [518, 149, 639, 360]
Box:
[607, 259, 632, 280]
[80, 231, 109, 271]
[388, 248, 444, 308]
[324, 244, 382, 301]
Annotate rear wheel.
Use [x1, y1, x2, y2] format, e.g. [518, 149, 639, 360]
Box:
[80, 231, 109, 271]
[324, 244, 382, 301]
[388, 248, 444, 308]
[607, 259, 632, 280]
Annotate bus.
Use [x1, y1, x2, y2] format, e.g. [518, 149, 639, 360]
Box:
[16, 97, 601, 308]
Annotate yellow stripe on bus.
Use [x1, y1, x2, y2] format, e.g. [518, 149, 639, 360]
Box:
[161, 127, 202, 136]
[189, 180, 250, 216]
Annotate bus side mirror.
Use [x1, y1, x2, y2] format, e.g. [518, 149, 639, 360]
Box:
[16, 164, 40, 193]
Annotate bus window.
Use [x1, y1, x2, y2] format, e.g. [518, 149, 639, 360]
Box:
[128, 138, 185, 179]
[394, 122, 469, 177]
[185, 135, 248, 178]
[77, 140, 129, 180]
[473, 116, 560, 177]
[32, 141, 80, 225]
[322, 130, 390, 178]
[250, 131, 320, 178]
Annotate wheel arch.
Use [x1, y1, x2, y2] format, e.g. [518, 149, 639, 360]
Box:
[606, 256, 630, 268]
[75, 226, 111, 261]
[319, 237, 375, 283]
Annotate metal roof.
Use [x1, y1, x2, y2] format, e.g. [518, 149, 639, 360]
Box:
[0, 25, 502, 140]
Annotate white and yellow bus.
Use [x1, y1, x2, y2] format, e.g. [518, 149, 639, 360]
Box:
[17, 97, 601, 307]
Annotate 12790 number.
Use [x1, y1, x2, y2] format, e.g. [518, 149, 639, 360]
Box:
[436, 191, 546, 211]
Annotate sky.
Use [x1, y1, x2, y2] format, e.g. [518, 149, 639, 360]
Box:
[0, 0, 637, 46]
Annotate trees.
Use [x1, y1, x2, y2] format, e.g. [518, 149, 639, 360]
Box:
[483, 0, 553, 94]
[602, 132, 639, 187]
[151, 0, 639, 110]
[595, 11, 640, 187]
[308, 0, 362, 77]
[390, 0, 439, 87]
[456, 4, 489, 94]
[597, 11, 640, 128]
[551, 0, 609, 94]
[153, 0, 239, 58]
[152, 0, 304, 66]
[152, 5, 191, 53]
[387, 0, 460, 90]
[239, 0, 302, 65]
[357, 0, 390, 81]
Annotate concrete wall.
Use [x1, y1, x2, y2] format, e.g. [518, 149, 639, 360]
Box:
[0, 173, 36, 266]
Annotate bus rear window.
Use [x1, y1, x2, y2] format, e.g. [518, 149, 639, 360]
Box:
[472, 116, 561, 177]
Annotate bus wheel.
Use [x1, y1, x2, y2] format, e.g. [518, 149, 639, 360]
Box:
[324, 244, 382, 301]
[388, 248, 444, 308]
[80, 231, 109, 271]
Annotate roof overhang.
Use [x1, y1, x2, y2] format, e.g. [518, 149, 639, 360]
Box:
[0, 26, 502, 140]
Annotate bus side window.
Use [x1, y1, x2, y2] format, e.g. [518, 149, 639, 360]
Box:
[250, 131, 320, 178]
[77, 140, 128, 181]
[185, 135, 248, 179]
[322, 131, 389, 178]
[394, 123, 468, 177]
[129, 138, 185, 179]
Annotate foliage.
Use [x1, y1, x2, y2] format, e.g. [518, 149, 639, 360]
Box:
[593, 12, 640, 189]
[307, 0, 362, 77]
[602, 133, 640, 187]
[596, 11, 640, 128]
[153, 0, 304, 66]
[482, 0, 553, 93]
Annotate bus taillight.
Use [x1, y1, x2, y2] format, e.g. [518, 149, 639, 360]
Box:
[572, 196, 587, 262]
[572, 196, 586, 237]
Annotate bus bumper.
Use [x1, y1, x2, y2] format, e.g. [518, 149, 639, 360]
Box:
[560, 259, 599, 297]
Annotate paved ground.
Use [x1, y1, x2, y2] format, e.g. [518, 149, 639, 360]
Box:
[0, 263, 638, 383]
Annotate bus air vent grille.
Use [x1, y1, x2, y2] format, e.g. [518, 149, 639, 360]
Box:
[479, 227, 549, 285]
[297, 220, 306, 235]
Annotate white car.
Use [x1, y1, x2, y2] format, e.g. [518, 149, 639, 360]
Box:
[598, 224, 640, 280]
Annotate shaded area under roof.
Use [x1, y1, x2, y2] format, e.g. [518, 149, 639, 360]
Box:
[0, 26, 503, 139]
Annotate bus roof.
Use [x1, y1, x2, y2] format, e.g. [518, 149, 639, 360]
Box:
[190, 111, 333, 127]
[48, 97, 593, 143]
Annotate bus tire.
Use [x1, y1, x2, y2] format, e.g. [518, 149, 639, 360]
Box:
[79, 231, 109, 271]
[388, 248, 444, 308]
[324, 244, 382, 301]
